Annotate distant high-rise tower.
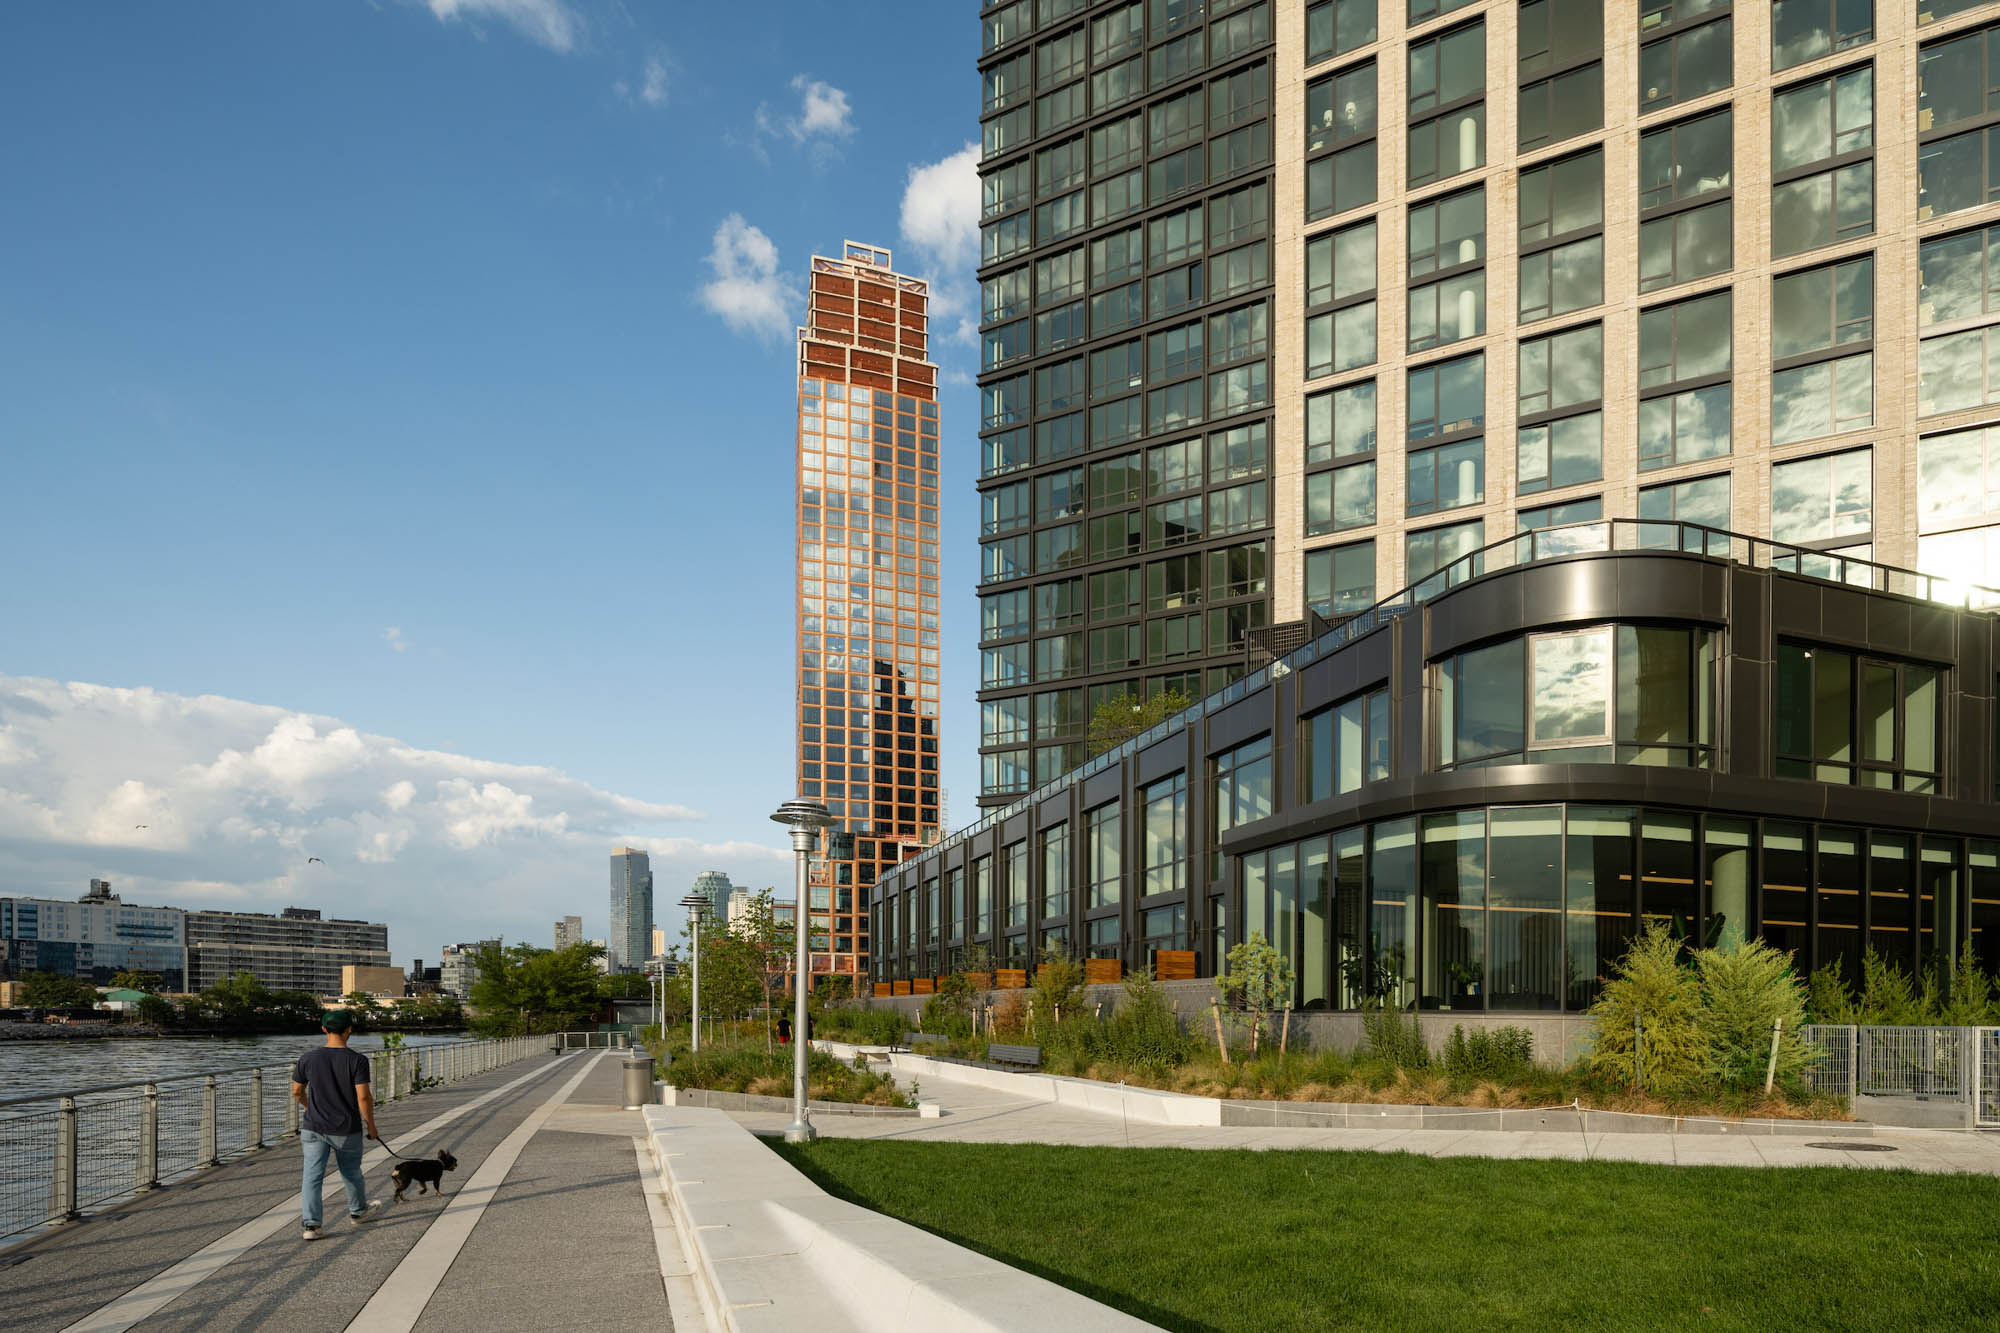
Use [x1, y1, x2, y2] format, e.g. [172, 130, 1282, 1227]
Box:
[553, 915, 584, 951]
[689, 870, 734, 922]
[607, 848, 652, 973]
[796, 240, 940, 985]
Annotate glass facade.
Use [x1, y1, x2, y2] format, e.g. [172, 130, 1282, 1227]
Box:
[797, 243, 941, 982]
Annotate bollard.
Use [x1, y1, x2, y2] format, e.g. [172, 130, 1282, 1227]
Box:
[248, 1070, 264, 1149]
[200, 1076, 220, 1167]
[138, 1084, 160, 1190]
[53, 1096, 79, 1222]
[622, 1056, 653, 1109]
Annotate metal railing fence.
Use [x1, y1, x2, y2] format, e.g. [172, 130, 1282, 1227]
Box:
[0, 1034, 555, 1240]
[554, 1031, 633, 1050]
[1800, 1024, 2000, 1127]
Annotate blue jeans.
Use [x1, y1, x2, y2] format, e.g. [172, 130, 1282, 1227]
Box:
[300, 1130, 368, 1227]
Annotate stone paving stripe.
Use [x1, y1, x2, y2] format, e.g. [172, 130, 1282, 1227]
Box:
[342, 1052, 608, 1333]
[636, 1133, 710, 1333]
[57, 1054, 580, 1333]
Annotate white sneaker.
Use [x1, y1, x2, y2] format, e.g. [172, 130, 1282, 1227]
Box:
[301, 1225, 321, 1241]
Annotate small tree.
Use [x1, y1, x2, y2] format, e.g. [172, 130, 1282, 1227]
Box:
[341, 991, 381, 1031]
[1694, 934, 1812, 1090]
[1085, 687, 1193, 757]
[110, 969, 163, 993]
[17, 971, 100, 1008]
[1939, 942, 1999, 1026]
[1586, 923, 1706, 1093]
[1029, 949, 1084, 1035]
[136, 993, 177, 1027]
[1214, 931, 1294, 1054]
[736, 889, 795, 1047]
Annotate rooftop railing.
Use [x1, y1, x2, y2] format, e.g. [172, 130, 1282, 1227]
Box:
[909, 517, 2000, 885]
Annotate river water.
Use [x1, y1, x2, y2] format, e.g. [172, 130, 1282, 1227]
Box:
[0, 1032, 465, 1108]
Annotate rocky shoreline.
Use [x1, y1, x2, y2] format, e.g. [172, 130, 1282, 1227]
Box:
[0, 1021, 164, 1042]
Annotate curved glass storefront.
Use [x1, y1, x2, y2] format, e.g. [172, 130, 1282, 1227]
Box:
[1239, 807, 2000, 1013]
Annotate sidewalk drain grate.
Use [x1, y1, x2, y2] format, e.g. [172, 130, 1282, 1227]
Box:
[1805, 1141, 1898, 1151]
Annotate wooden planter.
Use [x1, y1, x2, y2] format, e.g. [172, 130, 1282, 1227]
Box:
[1153, 949, 1198, 981]
[995, 968, 1028, 990]
[892, 980, 911, 996]
[964, 972, 992, 992]
[872, 982, 892, 997]
[913, 978, 935, 995]
[1083, 958, 1122, 986]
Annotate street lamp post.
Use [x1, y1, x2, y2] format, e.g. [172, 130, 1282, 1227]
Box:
[679, 892, 708, 1055]
[770, 799, 836, 1145]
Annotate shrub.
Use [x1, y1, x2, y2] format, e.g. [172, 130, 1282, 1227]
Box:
[1694, 936, 1812, 1090]
[1359, 1006, 1430, 1071]
[815, 1006, 902, 1046]
[1441, 1025, 1533, 1082]
[1586, 922, 1706, 1094]
[1099, 968, 1196, 1077]
[990, 989, 1031, 1036]
[1030, 952, 1085, 1037]
[1939, 943, 1999, 1026]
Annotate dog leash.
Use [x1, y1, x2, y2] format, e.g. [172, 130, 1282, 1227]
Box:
[372, 1133, 426, 1162]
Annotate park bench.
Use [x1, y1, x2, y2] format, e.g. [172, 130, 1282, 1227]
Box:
[987, 1043, 1042, 1069]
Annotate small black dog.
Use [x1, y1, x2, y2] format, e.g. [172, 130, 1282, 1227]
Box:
[389, 1149, 457, 1202]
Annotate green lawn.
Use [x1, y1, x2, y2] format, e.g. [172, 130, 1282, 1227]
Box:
[769, 1140, 2000, 1332]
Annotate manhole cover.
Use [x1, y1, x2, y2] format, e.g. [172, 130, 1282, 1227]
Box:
[1805, 1141, 1898, 1151]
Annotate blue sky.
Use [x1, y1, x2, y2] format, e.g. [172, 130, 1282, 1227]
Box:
[0, 0, 983, 962]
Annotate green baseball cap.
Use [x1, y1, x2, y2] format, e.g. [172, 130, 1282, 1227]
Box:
[320, 1008, 355, 1032]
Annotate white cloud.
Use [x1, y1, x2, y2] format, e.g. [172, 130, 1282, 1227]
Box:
[616, 49, 672, 108]
[382, 627, 409, 654]
[421, 0, 580, 52]
[899, 141, 982, 347]
[755, 75, 856, 144]
[0, 676, 791, 958]
[696, 214, 800, 341]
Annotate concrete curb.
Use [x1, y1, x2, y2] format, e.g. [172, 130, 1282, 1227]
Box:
[641, 1105, 1162, 1333]
[659, 1084, 918, 1117]
[845, 1047, 1869, 1138]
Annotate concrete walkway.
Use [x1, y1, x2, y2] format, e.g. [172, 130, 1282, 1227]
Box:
[0, 1049, 700, 1332]
[725, 1066, 2000, 1175]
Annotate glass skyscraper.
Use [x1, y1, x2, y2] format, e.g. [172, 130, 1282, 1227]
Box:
[795, 241, 943, 985]
[608, 846, 653, 973]
[975, 0, 2000, 809]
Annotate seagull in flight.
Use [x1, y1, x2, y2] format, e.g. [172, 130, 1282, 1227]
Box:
[134, 824, 148, 829]
[307, 857, 324, 864]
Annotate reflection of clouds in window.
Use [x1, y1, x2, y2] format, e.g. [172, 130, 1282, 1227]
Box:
[1533, 631, 1610, 742]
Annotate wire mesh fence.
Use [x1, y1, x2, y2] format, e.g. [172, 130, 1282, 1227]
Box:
[1799, 1024, 1856, 1101]
[1857, 1026, 1970, 1100]
[0, 1035, 555, 1240]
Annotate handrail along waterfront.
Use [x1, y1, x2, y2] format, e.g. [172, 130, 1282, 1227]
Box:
[0, 1033, 558, 1240]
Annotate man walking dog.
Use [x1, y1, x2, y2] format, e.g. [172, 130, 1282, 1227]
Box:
[291, 1009, 380, 1239]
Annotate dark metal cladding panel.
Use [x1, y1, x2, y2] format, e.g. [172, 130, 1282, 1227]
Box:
[1080, 766, 1122, 811]
[1770, 576, 1823, 640]
[1864, 595, 1912, 657]
[1727, 566, 1770, 660]
[1820, 583, 1870, 644]
[1206, 687, 1275, 754]
[1133, 726, 1192, 786]
[1522, 558, 1619, 627]
[1909, 600, 1959, 664]
[1426, 570, 1528, 658]
[1724, 656, 1771, 777]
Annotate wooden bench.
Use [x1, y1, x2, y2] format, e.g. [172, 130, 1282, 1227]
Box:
[987, 1043, 1042, 1069]
[902, 1031, 949, 1049]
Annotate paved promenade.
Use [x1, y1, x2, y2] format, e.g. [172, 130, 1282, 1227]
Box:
[728, 1065, 2000, 1175]
[0, 1050, 699, 1332]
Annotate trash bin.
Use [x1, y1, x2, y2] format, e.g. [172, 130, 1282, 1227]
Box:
[622, 1056, 654, 1109]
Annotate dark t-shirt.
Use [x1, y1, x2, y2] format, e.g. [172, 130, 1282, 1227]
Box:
[292, 1045, 372, 1135]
